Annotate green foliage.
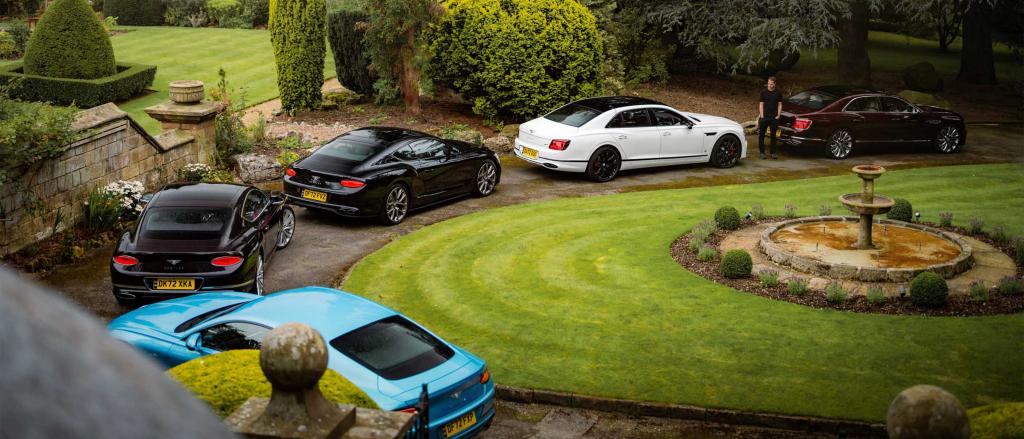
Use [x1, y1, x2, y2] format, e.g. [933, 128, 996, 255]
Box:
[0, 61, 156, 107]
[207, 0, 251, 28]
[750, 204, 765, 220]
[168, 350, 378, 418]
[23, 0, 115, 80]
[0, 0, 42, 16]
[697, 245, 717, 262]
[427, 0, 603, 121]
[84, 186, 122, 234]
[104, 0, 164, 25]
[277, 150, 300, 167]
[687, 237, 704, 253]
[0, 85, 78, 186]
[269, 0, 326, 112]
[249, 114, 267, 143]
[968, 217, 984, 234]
[824, 281, 848, 303]
[1015, 238, 1024, 267]
[938, 211, 953, 227]
[210, 69, 253, 165]
[865, 286, 886, 305]
[787, 277, 808, 296]
[714, 206, 741, 230]
[819, 204, 832, 216]
[694, 218, 718, 234]
[0, 31, 15, 58]
[241, 0, 269, 26]
[719, 249, 752, 279]
[361, 0, 433, 105]
[163, 0, 207, 26]
[758, 270, 779, 288]
[998, 276, 1022, 296]
[783, 203, 797, 218]
[968, 402, 1024, 439]
[887, 198, 913, 222]
[909, 272, 949, 307]
[990, 224, 1009, 244]
[177, 163, 212, 182]
[969, 280, 989, 302]
[0, 20, 31, 57]
[327, 9, 375, 95]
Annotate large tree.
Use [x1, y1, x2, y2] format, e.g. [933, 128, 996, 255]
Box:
[362, 0, 438, 113]
[958, 0, 997, 84]
[837, 0, 871, 85]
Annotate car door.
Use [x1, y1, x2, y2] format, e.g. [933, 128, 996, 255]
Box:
[880, 97, 925, 142]
[408, 138, 455, 202]
[841, 96, 883, 143]
[604, 108, 661, 161]
[442, 140, 479, 192]
[652, 108, 705, 160]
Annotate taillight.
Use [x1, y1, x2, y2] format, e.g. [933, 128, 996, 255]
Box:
[340, 180, 365, 188]
[548, 139, 570, 151]
[480, 367, 490, 384]
[396, 407, 418, 414]
[285, 168, 296, 177]
[211, 256, 243, 267]
[793, 118, 812, 131]
[113, 255, 138, 266]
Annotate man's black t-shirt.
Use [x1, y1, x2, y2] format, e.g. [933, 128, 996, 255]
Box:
[760, 89, 782, 119]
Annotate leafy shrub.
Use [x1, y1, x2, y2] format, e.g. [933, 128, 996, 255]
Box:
[168, 350, 378, 418]
[687, 237, 703, 254]
[0, 87, 78, 186]
[210, 69, 253, 165]
[207, 0, 251, 28]
[968, 217, 984, 234]
[177, 163, 212, 182]
[277, 150, 300, 167]
[887, 198, 913, 222]
[758, 269, 779, 288]
[968, 402, 1024, 439]
[0, 20, 31, 57]
[866, 286, 886, 305]
[0, 31, 15, 59]
[690, 228, 711, 243]
[719, 249, 752, 279]
[783, 204, 797, 218]
[938, 211, 953, 228]
[277, 135, 311, 150]
[990, 224, 1009, 244]
[0, 61, 156, 107]
[909, 272, 949, 307]
[24, 0, 115, 79]
[101, 15, 118, 33]
[327, 9, 375, 96]
[249, 114, 267, 143]
[818, 204, 832, 216]
[163, 0, 206, 26]
[824, 281, 849, 303]
[998, 277, 1022, 296]
[427, 0, 603, 121]
[714, 206, 741, 230]
[270, 0, 326, 112]
[969, 281, 989, 302]
[84, 185, 123, 233]
[240, 0, 268, 26]
[104, 0, 164, 25]
[697, 245, 717, 262]
[750, 204, 765, 220]
[787, 278, 808, 296]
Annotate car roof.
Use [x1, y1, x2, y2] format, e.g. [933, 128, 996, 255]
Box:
[573, 96, 666, 112]
[807, 85, 881, 98]
[224, 287, 398, 337]
[341, 126, 435, 147]
[151, 182, 249, 207]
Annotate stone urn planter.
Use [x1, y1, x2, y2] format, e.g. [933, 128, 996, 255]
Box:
[168, 80, 205, 104]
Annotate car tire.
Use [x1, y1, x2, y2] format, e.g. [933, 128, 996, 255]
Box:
[585, 146, 621, 182]
[379, 183, 409, 225]
[934, 125, 962, 153]
[250, 253, 265, 296]
[710, 135, 741, 168]
[472, 160, 498, 197]
[276, 206, 295, 249]
[826, 129, 854, 159]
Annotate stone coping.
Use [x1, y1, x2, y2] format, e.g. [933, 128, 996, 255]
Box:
[758, 216, 975, 283]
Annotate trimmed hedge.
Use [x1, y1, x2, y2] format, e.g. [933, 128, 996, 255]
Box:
[720, 249, 753, 279]
[887, 198, 913, 222]
[0, 61, 156, 107]
[104, 0, 165, 25]
[168, 350, 378, 418]
[714, 206, 741, 230]
[968, 402, 1024, 439]
[269, 0, 326, 112]
[909, 272, 949, 307]
[327, 9, 375, 96]
[23, 0, 115, 79]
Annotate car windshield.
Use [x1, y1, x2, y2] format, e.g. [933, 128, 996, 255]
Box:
[330, 316, 454, 380]
[786, 90, 837, 111]
[141, 207, 230, 240]
[312, 136, 392, 164]
[544, 103, 601, 127]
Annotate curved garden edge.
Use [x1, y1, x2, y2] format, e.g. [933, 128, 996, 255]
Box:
[671, 217, 1024, 317]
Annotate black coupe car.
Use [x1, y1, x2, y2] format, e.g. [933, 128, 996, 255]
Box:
[110, 183, 295, 305]
[283, 127, 501, 224]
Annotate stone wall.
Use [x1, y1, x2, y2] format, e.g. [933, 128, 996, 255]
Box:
[0, 103, 216, 256]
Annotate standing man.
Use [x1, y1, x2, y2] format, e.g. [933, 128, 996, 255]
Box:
[758, 76, 783, 159]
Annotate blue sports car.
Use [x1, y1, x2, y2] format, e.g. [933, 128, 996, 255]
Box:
[108, 287, 494, 439]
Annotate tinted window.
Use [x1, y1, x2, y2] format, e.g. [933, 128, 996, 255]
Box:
[241, 190, 268, 222]
[544, 103, 601, 128]
[845, 97, 881, 112]
[881, 97, 913, 113]
[313, 136, 391, 164]
[608, 109, 652, 128]
[785, 90, 837, 110]
[409, 139, 447, 160]
[141, 207, 230, 240]
[391, 145, 417, 162]
[330, 316, 454, 380]
[652, 109, 687, 126]
[201, 322, 269, 351]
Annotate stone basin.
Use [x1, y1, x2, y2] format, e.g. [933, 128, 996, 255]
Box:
[839, 193, 895, 215]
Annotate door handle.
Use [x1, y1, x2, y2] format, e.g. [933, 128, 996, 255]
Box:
[662, 132, 671, 137]
[616, 135, 628, 140]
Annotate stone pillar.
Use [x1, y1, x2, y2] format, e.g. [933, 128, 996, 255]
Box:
[886, 385, 970, 439]
[225, 323, 415, 439]
[144, 80, 223, 146]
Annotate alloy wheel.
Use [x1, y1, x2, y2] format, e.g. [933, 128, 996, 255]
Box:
[277, 209, 295, 248]
[829, 130, 853, 159]
[937, 126, 960, 153]
[476, 161, 497, 195]
[591, 149, 620, 181]
[385, 186, 408, 224]
[713, 136, 740, 168]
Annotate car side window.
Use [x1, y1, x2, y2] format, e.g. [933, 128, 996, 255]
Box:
[608, 109, 653, 128]
[241, 190, 268, 222]
[409, 139, 447, 161]
[845, 97, 881, 112]
[200, 322, 269, 351]
[881, 97, 913, 113]
[652, 109, 686, 126]
[391, 145, 417, 162]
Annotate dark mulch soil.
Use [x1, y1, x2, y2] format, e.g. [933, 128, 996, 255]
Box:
[670, 217, 1024, 317]
[2, 226, 121, 274]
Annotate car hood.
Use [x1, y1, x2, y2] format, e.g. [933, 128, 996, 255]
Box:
[108, 292, 257, 336]
[685, 112, 740, 127]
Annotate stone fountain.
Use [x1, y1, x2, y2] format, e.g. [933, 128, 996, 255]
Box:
[839, 165, 895, 249]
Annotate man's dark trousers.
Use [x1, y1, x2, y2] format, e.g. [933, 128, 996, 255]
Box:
[757, 117, 778, 156]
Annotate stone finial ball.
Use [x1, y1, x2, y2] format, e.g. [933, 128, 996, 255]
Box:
[258, 323, 329, 391]
[886, 385, 970, 439]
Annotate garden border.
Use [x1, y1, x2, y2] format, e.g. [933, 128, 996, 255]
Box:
[0, 61, 156, 107]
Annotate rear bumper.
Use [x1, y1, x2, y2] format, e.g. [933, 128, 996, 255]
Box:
[283, 177, 378, 217]
[110, 269, 253, 301]
[512, 139, 588, 173]
[429, 384, 496, 439]
[779, 128, 826, 146]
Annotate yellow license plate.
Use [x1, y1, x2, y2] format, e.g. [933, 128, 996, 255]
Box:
[302, 189, 328, 202]
[522, 147, 538, 159]
[775, 129, 782, 137]
[442, 411, 477, 438]
[154, 278, 195, 290]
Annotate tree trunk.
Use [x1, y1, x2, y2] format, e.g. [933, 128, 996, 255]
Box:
[400, 27, 420, 114]
[935, 0, 963, 53]
[958, 1, 997, 84]
[837, 0, 871, 86]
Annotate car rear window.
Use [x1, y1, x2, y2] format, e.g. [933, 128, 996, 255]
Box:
[330, 316, 454, 380]
[785, 91, 837, 111]
[313, 136, 393, 164]
[544, 103, 601, 127]
[141, 207, 230, 240]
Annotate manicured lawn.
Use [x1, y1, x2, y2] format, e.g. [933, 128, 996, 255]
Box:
[344, 164, 1024, 422]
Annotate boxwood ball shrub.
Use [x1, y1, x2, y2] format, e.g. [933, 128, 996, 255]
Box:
[103, 0, 165, 25]
[23, 0, 115, 80]
[270, 0, 326, 112]
[168, 350, 378, 418]
[887, 198, 913, 222]
[427, 0, 603, 121]
[719, 249, 752, 279]
[909, 272, 949, 307]
[327, 9, 375, 96]
[714, 206, 741, 230]
[968, 402, 1024, 439]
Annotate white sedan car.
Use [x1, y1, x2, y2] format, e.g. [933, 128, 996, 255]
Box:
[514, 96, 747, 182]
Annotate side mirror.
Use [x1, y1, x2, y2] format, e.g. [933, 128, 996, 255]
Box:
[185, 333, 200, 351]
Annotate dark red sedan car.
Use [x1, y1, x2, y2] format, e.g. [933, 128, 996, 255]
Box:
[777, 85, 966, 159]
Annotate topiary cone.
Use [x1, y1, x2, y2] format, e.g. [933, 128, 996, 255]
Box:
[23, 0, 116, 80]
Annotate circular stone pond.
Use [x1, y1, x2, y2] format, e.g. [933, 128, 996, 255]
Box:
[758, 217, 975, 282]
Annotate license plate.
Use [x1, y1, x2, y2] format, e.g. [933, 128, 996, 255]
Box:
[522, 147, 538, 159]
[154, 278, 195, 290]
[775, 129, 782, 137]
[302, 189, 328, 202]
[443, 411, 477, 438]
